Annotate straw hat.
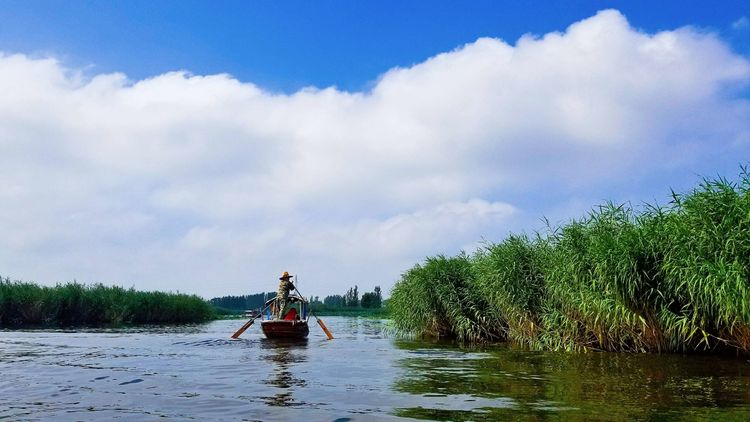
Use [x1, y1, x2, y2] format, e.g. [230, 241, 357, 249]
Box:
[279, 271, 293, 280]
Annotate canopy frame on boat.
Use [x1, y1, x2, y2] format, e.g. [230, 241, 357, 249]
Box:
[263, 294, 309, 309]
[263, 293, 310, 323]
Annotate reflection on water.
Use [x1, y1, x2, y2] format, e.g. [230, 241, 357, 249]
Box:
[260, 339, 308, 407]
[392, 340, 750, 421]
[1, 318, 749, 420]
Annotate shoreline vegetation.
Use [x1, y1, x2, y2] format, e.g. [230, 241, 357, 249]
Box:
[310, 306, 389, 318]
[390, 168, 750, 354]
[212, 307, 389, 319]
[0, 279, 215, 327]
[0, 279, 391, 328]
[210, 288, 389, 319]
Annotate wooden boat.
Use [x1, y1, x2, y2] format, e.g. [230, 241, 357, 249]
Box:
[260, 295, 310, 339]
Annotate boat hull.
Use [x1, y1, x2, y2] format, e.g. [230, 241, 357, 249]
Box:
[261, 320, 310, 339]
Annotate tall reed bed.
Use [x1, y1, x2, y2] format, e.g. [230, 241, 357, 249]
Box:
[390, 168, 750, 353]
[0, 279, 215, 326]
[390, 254, 504, 342]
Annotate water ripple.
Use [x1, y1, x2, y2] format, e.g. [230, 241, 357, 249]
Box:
[2, 318, 750, 420]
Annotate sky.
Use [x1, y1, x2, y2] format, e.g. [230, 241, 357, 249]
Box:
[0, 1, 749, 299]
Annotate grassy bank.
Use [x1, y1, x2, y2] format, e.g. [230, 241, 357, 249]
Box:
[312, 307, 390, 318]
[0, 279, 215, 327]
[390, 168, 750, 353]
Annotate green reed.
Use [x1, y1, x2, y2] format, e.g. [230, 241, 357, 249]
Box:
[655, 170, 750, 352]
[390, 254, 504, 342]
[0, 279, 215, 327]
[390, 167, 750, 353]
[537, 203, 663, 352]
[471, 234, 547, 347]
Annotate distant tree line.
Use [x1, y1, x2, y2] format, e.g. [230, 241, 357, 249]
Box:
[315, 285, 382, 309]
[211, 285, 384, 313]
[361, 286, 382, 308]
[209, 291, 276, 311]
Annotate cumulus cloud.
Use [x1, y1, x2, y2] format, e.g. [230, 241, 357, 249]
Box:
[1, 10, 749, 297]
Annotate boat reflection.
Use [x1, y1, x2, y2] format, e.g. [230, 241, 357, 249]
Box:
[259, 338, 309, 407]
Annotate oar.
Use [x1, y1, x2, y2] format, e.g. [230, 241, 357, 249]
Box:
[230, 304, 270, 339]
[294, 282, 334, 340]
[314, 314, 334, 340]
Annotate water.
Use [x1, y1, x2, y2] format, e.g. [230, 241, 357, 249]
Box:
[2, 318, 750, 421]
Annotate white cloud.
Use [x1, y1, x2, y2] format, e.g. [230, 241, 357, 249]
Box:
[732, 16, 748, 30]
[0, 10, 749, 298]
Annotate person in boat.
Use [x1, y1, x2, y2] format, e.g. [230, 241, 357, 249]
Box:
[275, 271, 296, 319]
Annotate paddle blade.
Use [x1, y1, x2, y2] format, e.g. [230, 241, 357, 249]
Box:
[317, 318, 334, 340]
[231, 319, 255, 339]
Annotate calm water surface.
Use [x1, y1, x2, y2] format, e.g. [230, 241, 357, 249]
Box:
[2, 318, 750, 421]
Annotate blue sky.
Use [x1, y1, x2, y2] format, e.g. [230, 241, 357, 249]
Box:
[0, 2, 749, 298]
[1, 1, 747, 92]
